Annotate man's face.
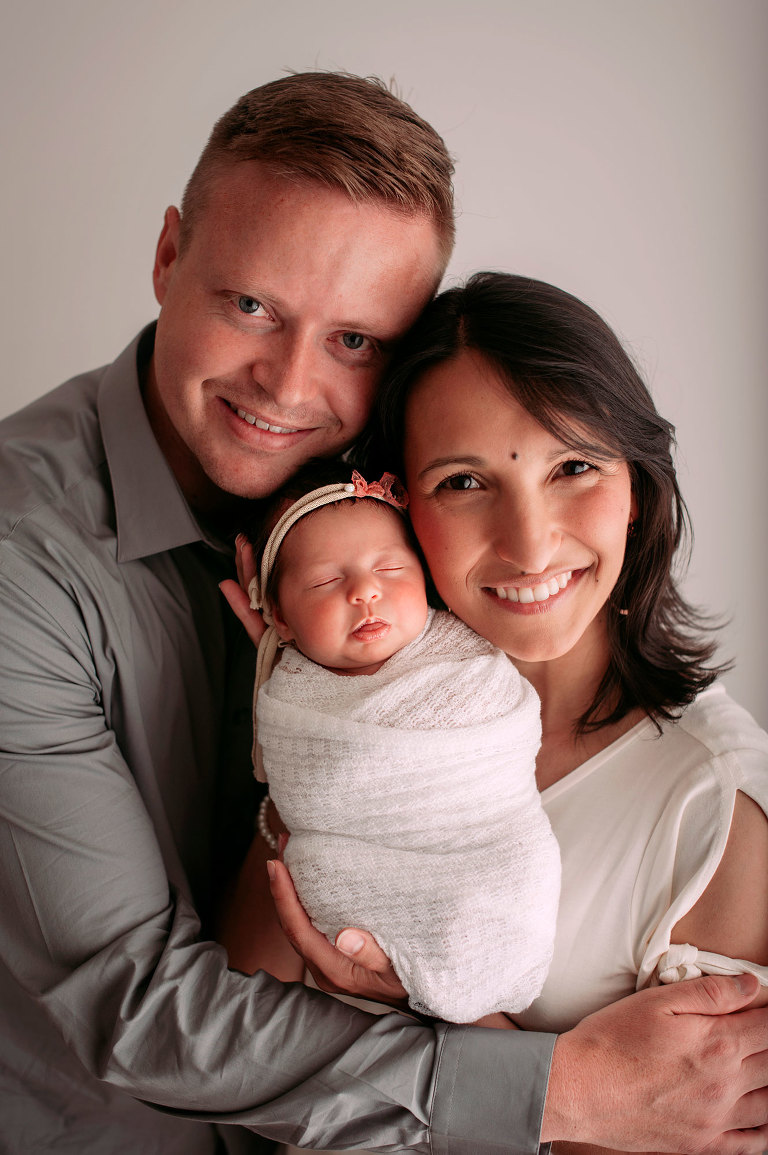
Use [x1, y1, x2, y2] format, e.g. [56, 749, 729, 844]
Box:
[146, 162, 443, 507]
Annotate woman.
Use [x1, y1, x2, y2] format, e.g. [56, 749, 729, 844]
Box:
[359, 272, 768, 1040]
[220, 272, 768, 1154]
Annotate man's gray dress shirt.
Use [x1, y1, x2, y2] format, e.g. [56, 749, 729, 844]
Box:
[0, 327, 555, 1153]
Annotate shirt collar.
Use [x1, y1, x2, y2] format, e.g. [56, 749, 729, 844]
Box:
[98, 324, 226, 563]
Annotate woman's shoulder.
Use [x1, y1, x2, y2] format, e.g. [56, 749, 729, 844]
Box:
[675, 683, 768, 759]
[569, 683, 768, 821]
[669, 683, 768, 797]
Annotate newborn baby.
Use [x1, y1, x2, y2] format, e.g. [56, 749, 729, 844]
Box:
[248, 464, 560, 1022]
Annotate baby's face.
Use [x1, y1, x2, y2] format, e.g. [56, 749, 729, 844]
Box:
[272, 500, 429, 675]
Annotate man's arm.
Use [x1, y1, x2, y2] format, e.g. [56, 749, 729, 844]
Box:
[269, 860, 768, 1153]
[0, 561, 554, 1154]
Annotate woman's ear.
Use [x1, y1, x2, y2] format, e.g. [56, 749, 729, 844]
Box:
[630, 490, 639, 524]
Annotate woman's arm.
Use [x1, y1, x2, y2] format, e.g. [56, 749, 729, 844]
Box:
[219, 556, 305, 979]
[669, 789, 768, 1006]
[216, 800, 304, 981]
[548, 790, 768, 1155]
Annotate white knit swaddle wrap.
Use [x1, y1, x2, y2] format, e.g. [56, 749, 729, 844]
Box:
[257, 609, 560, 1022]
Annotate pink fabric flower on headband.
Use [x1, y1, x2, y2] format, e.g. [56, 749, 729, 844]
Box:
[349, 470, 409, 510]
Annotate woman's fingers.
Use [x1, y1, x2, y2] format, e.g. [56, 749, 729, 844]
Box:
[221, 535, 265, 646]
[235, 535, 258, 593]
[335, 928, 393, 973]
[268, 859, 408, 1009]
[219, 579, 266, 647]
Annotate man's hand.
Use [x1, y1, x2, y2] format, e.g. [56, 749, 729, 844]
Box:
[542, 973, 768, 1153]
[220, 535, 265, 648]
[268, 858, 409, 1010]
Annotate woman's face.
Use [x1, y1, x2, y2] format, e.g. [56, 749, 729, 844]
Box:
[403, 349, 637, 666]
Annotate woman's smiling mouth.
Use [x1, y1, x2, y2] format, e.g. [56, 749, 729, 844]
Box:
[488, 570, 577, 604]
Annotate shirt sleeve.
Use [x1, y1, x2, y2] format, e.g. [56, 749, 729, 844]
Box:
[651, 944, 768, 987]
[633, 735, 768, 992]
[0, 560, 554, 1154]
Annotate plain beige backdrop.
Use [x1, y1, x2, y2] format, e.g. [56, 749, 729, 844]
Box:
[1, 0, 766, 726]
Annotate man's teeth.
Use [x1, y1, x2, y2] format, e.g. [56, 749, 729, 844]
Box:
[495, 572, 573, 603]
[233, 406, 294, 434]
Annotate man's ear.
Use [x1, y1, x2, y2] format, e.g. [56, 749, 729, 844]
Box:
[152, 206, 182, 306]
[271, 603, 294, 644]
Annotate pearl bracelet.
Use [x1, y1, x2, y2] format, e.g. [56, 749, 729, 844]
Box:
[257, 793, 278, 851]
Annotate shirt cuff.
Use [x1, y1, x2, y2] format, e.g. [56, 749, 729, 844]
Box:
[430, 1025, 556, 1154]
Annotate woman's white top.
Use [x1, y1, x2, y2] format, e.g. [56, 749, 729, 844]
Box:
[515, 683, 768, 1033]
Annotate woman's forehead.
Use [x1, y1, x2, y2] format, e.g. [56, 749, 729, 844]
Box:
[405, 349, 623, 460]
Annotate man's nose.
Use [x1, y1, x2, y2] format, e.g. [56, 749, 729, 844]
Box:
[253, 330, 321, 411]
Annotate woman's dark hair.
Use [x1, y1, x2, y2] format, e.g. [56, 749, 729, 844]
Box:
[360, 271, 729, 732]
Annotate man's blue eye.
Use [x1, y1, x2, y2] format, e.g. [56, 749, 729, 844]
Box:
[238, 296, 263, 314]
[563, 460, 592, 476]
[341, 333, 366, 350]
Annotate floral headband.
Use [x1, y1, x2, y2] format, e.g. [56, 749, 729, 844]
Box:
[247, 470, 408, 618]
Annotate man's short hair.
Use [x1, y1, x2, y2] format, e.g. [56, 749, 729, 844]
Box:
[179, 71, 455, 262]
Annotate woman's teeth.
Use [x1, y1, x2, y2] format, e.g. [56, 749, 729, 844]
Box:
[231, 404, 294, 434]
[495, 572, 573, 603]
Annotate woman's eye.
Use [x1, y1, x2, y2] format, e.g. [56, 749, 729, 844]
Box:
[439, 473, 480, 491]
[340, 332, 368, 351]
[237, 296, 267, 316]
[561, 460, 594, 476]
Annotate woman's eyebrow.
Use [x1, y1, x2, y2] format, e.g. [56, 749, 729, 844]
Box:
[416, 454, 485, 480]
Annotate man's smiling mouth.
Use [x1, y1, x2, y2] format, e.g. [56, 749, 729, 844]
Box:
[227, 401, 297, 435]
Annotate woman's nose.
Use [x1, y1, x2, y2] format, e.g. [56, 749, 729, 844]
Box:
[493, 493, 560, 575]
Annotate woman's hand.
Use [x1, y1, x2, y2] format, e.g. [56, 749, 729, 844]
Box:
[268, 858, 409, 1010]
[220, 535, 266, 648]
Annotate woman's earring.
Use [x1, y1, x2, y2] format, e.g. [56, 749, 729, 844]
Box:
[627, 519, 635, 538]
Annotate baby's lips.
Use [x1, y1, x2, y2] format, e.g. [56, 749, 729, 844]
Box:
[352, 618, 390, 637]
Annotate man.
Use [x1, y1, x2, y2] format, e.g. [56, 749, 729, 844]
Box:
[1, 72, 766, 1155]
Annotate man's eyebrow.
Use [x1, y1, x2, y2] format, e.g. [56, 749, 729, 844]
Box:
[416, 454, 485, 480]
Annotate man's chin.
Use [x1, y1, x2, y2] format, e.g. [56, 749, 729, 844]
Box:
[205, 453, 334, 503]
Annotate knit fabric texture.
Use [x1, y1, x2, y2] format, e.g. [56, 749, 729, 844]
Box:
[256, 609, 561, 1022]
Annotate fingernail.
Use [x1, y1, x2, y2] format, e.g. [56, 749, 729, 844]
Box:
[266, 860, 276, 881]
[336, 931, 365, 956]
[236, 533, 246, 546]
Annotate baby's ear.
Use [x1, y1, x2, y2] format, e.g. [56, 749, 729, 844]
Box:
[270, 602, 294, 644]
